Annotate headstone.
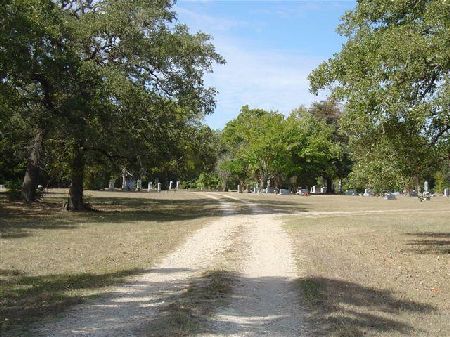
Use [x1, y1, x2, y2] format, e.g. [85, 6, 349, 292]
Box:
[255, 183, 259, 193]
[363, 188, 372, 197]
[384, 193, 396, 200]
[127, 179, 136, 191]
[424, 181, 429, 193]
[176, 181, 180, 190]
[108, 180, 115, 191]
[311, 186, 317, 194]
[0, 184, 5, 191]
[136, 179, 142, 191]
[237, 184, 241, 193]
[320, 187, 327, 194]
[409, 190, 418, 197]
[345, 189, 356, 196]
[444, 188, 449, 197]
[147, 182, 153, 192]
[279, 188, 290, 195]
[169, 181, 173, 190]
[297, 188, 308, 196]
[157, 183, 161, 192]
[338, 179, 342, 193]
[122, 174, 127, 190]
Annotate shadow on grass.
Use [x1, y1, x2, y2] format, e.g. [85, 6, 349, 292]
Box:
[0, 267, 196, 335]
[142, 270, 237, 337]
[296, 277, 435, 336]
[404, 232, 450, 254]
[0, 194, 307, 239]
[1, 270, 437, 337]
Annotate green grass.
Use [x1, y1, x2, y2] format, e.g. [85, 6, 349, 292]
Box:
[0, 190, 220, 335]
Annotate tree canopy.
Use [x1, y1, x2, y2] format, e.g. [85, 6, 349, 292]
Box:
[309, 0, 449, 191]
[0, 0, 224, 208]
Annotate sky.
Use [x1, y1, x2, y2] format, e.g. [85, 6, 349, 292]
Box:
[175, 0, 356, 129]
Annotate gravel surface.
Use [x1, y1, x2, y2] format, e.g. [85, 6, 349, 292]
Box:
[27, 193, 305, 337]
[200, 195, 306, 337]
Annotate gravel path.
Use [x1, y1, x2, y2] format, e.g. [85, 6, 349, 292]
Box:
[200, 195, 306, 337]
[31, 194, 241, 337]
[28, 193, 305, 337]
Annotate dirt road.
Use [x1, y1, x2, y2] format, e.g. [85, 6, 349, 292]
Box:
[29, 193, 304, 337]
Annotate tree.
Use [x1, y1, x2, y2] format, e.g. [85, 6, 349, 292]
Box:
[1, 0, 224, 209]
[285, 107, 342, 190]
[309, 0, 449, 190]
[220, 106, 290, 189]
[218, 105, 343, 191]
[1, 0, 74, 202]
[308, 99, 352, 192]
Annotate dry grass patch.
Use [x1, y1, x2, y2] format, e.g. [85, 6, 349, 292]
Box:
[284, 196, 449, 337]
[0, 190, 220, 335]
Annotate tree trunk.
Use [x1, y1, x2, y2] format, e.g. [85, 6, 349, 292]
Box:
[326, 177, 334, 194]
[22, 129, 44, 203]
[68, 145, 85, 211]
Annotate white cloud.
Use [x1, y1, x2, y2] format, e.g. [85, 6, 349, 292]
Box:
[175, 2, 328, 129]
[204, 37, 326, 129]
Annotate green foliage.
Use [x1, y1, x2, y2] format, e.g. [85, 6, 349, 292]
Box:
[195, 172, 220, 190]
[218, 104, 347, 189]
[0, 0, 224, 202]
[309, 0, 450, 190]
[434, 163, 450, 193]
[5, 180, 23, 201]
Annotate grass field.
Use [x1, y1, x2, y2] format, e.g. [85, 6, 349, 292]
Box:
[1, 190, 449, 336]
[281, 195, 450, 337]
[0, 189, 222, 335]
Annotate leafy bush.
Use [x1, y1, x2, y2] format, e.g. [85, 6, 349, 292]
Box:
[5, 180, 22, 201]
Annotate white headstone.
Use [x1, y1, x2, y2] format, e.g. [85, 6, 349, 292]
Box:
[320, 187, 327, 194]
[169, 181, 173, 190]
[424, 181, 429, 193]
[384, 193, 396, 200]
[338, 179, 342, 193]
[0, 184, 5, 191]
[363, 188, 372, 197]
[237, 184, 241, 193]
[157, 183, 161, 192]
[444, 188, 449, 197]
[147, 182, 153, 192]
[311, 186, 317, 194]
[176, 181, 180, 190]
[108, 180, 115, 191]
[122, 174, 127, 189]
[136, 179, 142, 191]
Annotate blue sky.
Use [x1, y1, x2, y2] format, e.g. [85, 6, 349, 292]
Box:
[175, 0, 356, 129]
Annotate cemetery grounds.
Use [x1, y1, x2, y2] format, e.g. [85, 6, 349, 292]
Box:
[0, 189, 449, 336]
